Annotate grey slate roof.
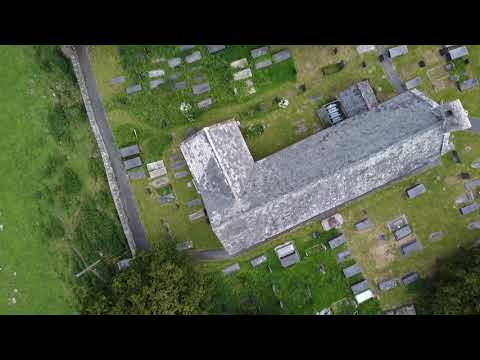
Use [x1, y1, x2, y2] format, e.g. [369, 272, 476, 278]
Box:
[337, 80, 378, 118]
[119, 144, 140, 158]
[207, 45, 226, 54]
[343, 263, 362, 278]
[123, 157, 143, 170]
[448, 46, 469, 60]
[459, 202, 479, 215]
[388, 45, 409, 58]
[401, 272, 420, 285]
[351, 279, 370, 295]
[400, 239, 422, 256]
[328, 234, 347, 249]
[406, 183, 426, 198]
[180, 90, 471, 255]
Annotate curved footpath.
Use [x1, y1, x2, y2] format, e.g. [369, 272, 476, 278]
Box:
[69, 45, 150, 254]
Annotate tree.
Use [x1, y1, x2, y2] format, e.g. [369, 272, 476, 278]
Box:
[417, 246, 480, 315]
[82, 241, 217, 315]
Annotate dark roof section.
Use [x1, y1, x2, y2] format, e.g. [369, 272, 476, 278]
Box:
[119, 144, 141, 158]
[328, 234, 347, 249]
[181, 90, 470, 255]
[400, 239, 422, 256]
[459, 202, 480, 215]
[337, 80, 378, 117]
[343, 263, 362, 278]
[351, 279, 370, 295]
[401, 272, 420, 285]
[406, 183, 426, 198]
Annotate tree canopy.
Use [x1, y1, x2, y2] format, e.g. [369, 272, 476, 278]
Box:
[80, 241, 217, 315]
[418, 246, 480, 315]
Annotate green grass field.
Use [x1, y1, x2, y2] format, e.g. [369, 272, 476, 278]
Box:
[0, 46, 128, 314]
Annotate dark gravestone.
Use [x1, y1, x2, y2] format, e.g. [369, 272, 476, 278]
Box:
[429, 231, 444, 242]
[400, 240, 422, 256]
[173, 159, 187, 170]
[159, 193, 176, 205]
[401, 272, 420, 285]
[394, 225, 412, 241]
[174, 80, 187, 90]
[460, 202, 480, 215]
[351, 279, 369, 295]
[123, 157, 143, 170]
[175, 171, 189, 179]
[192, 82, 210, 95]
[343, 263, 362, 278]
[128, 170, 146, 180]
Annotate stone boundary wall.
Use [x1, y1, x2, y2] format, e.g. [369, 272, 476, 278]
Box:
[64, 46, 137, 256]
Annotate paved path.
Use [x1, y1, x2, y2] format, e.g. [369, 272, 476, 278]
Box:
[74, 46, 150, 252]
[190, 249, 232, 261]
[375, 45, 405, 94]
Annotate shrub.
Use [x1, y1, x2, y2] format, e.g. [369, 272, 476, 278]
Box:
[243, 123, 265, 138]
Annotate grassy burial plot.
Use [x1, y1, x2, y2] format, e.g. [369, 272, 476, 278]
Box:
[340, 130, 480, 310]
[0, 46, 128, 314]
[394, 45, 480, 116]
[200, 222, 382, 315]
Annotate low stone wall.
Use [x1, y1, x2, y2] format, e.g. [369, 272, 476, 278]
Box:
[64, 46, 137, 256]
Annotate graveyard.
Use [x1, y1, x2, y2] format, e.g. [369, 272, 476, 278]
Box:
[90, 45, 480, 313]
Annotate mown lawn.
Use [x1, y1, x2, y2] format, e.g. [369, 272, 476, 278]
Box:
[0, 46, 128, 314]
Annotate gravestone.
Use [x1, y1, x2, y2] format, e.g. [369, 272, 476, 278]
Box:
[251, 46, 269, 58]
[192, 82, 210, 95]
[233, 68, 252, 81]
[148, 69, 165, 78]
[159, 193, 176, 205]
[273, 49, 292, 63]
[168, 57, 182, 68]
[173, 159, 187, 170]
[429, 231, 444, 242]
[150, 79, 165, 89]
[468, 221, 480, 230]
[174, 80, 187, 90]
[230, 58, 248, 69]
[187, 198, 202, 208]
[343, 263, 362, 278]
[255, 59, 273, 70]
[128, 170, 146, 180]
[471, 158, 480, 169]
[151, 176, 170, 189]
[111, 76, 126, 85]
[126, 84, 142, 95]
[207, 45, 226, 54]
[189, 209, 206, 221]
[179, 45, 195, 51]
[250, 255, 267, 267]
[123, 156, 143, 170]
[197, 97, 214, 109]
[175, 171, 189, 179]
[378, 278, 397, 292]
[401, 272, 420, 285]
[186, 51, 202, 64]
[222, 263, 240, 276]
[337, 249, 352, 263]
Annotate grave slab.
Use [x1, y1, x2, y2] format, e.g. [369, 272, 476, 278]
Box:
[168, 57, 182, 68]
[111, 76, 126, 85]
[250, 254, 267, 267]
[187, 198, 202, 208]
[207, 45, 226, 54]
[192, 82, 210, 95]
[189, 209, 206, 221]
[151, 176, 170, 189]
[126, 84, 142, 95]
[128, 170, 146, 180]
[223, 263, 240, 276]
[251, 46, 269, 58]
[197, 97, 214, 109]
[186, 51, 202, 64]
[255, 59, 273, 69]
[174, 80, 187, 90]
[230, 58, 248, 69]
[150, 78, 165, 89]
[233, 68, 252, 81]
[159, 193, 176, 205]
[179, 45, 195, 51]
[148, 69, 165, 78]
[273, 49, 292, 63]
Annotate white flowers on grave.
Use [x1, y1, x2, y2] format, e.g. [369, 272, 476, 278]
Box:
[278, 97, 289, 109]
[180, 102, 194, 121]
